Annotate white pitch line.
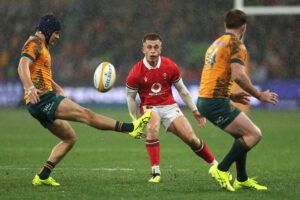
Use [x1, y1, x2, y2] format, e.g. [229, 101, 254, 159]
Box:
[0, 166, 134, 171]
[0, 166, 187, 172]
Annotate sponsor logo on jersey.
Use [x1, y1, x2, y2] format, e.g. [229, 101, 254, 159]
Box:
[150, 82, 164, 96]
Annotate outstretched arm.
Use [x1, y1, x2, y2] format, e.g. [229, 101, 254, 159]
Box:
[231, 63, 278, 105]
[174, 79, 206, 126]
[126, 87, 138, 120]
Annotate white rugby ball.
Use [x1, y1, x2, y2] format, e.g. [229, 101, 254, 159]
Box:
[93, 62, 116, 92]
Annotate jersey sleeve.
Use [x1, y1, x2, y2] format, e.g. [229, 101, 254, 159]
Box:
[126, 66, 139, 90]
[21, 38, 41, 61]
[229, 37, 247, 66]
[170, 62, 181, 83]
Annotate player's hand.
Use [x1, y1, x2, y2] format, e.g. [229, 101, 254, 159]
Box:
[230, 92, 251, 105]
[258, 90, 279, 105]
[193, 110, 206, 127]
[28, 86, 42, 104]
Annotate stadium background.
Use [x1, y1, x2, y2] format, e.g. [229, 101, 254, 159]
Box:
[0, 1, 300, 199]
[0, 0, 299, 109]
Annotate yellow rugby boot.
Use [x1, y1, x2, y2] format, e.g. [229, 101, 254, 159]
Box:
[209, 164, 235, 192]
[233, 178, 267, 190]
[129, 109, 152, 138]
[148, 174, 161, 183]
[32, 174, 60, 186]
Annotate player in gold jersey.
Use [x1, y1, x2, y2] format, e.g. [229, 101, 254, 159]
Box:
[197, 9, 278, 192]
[17, 14, 151, 186]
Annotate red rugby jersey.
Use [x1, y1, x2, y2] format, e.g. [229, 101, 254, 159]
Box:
[126, 56, 181, 108]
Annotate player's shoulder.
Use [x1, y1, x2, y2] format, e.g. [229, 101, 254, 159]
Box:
[25, 35, 43, 46]
[161, 56, 175, 63]
[226, 34, 245, 48]
[132, 59, 144, 70]
[22, 35, 43, 50]
[128, 59, 144, 76]
[161, 56, 178, 68]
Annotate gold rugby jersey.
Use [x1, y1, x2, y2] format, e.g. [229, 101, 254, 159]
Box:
[199, 33, 247, 98]
[21, 36, 53, 104]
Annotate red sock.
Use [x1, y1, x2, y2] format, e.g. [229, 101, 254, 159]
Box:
[146, 139, 160, 166]
[193, 139, 215, 163]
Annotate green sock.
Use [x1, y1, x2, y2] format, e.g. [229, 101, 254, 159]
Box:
[236, 152, 248, 182]
[115, 121, 134, 132]
[38, 161, 55, 180]
[218, 139, 248, 171]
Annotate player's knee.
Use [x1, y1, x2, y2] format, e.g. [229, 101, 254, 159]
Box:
[250, 126, 262, 144]
[254, 126, 262, 141]
[64, 133, 77, 146]
[147, 124, 159, 135]
[69, 134, 77, 145]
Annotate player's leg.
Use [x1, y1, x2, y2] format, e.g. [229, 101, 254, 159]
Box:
[145, 110, 161, 182]
[55, 98, 151, 138]
[218, 112, 261, 173]
[33, 119, 76, 186]
[224, 112, 267, 190]
[196, 98, 238, 191]
[168, 116, 217, 165]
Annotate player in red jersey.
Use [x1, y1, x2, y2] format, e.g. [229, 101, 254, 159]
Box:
[126, 33, 218, 183]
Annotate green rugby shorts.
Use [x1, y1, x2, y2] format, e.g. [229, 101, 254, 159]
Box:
[27, 91, 65, 128]
[197, 97, 241, 129]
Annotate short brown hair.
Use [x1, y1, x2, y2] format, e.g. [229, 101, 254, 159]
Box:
[142, 33, 162, 43]
[224, 9, 247, 29]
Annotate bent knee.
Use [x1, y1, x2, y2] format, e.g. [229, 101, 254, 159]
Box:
[64, 135, 77, 146]
[253, 126, 262, 141]
[146, 125, 159, 139]
[147, 123, 159, 134]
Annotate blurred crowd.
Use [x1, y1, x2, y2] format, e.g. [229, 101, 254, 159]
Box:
[0, 0, 299, 86]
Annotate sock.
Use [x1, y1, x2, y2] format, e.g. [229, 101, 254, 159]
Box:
[192, 139, 216, 165]
[218, 138, 249, 172]
[146, 139, 160, 174]
[151, 165, 161, 176]
[38, 161, 55, 180]
[236, 152, 248, 182]
[114, 121, 134, 132]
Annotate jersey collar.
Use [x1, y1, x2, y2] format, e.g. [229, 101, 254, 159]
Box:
[143, 56, 161, 70]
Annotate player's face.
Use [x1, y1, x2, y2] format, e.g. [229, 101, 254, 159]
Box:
[49, 31, 60, 46]
[142, 39, 162, 65]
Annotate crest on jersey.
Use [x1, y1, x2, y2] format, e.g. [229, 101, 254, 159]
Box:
[144, 77, 148, 82]
[163, 73, 167, 80]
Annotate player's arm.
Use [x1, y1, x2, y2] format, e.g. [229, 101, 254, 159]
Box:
[126, 86, 138, 120]
[231, 63, 278, 105]
[51, 80, 64, 96]
[174, 79, 206, 126]
[17, 57, 41, 104]
[229, 91, 250, 105]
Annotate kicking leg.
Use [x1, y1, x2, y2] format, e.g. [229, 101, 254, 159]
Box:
[54, 98, 151, 137]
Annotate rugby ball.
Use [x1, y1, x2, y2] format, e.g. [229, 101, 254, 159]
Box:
[93, 62, 116, 92]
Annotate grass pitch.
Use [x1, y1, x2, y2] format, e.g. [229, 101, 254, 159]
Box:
[0, 107, 299, 200]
